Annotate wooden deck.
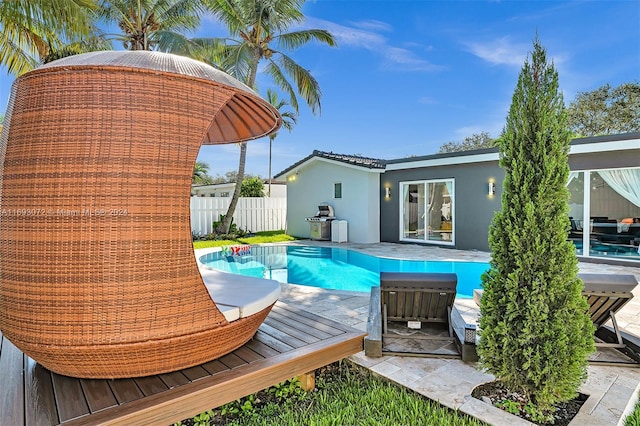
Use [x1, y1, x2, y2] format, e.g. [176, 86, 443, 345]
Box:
[0, 302, 365, 426]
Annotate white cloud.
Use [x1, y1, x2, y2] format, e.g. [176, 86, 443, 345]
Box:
[464, 36, 528, 67]
[303, 17, 442, 72]
[350, 19, 393, 33]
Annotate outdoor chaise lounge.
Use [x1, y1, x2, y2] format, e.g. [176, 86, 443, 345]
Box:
[471, 273, 640, 364]
[580, 273, 638, 351]
[365, 272, 458, 357]
[0, 51, 282, 378]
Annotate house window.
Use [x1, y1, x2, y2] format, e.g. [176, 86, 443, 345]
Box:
[568, 167, 640, 262]
[400, 179, 454, 245]
[334, 182, 342, 199]
[220, 192, 230, 197]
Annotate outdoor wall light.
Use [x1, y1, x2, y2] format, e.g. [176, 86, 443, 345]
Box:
[385, 187, 391, 198]
[488, 182, 496, 195]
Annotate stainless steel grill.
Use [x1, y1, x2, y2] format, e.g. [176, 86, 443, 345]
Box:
[305, 204, 335, 240]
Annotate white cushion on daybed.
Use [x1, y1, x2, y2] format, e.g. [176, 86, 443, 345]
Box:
[199, 267, 281, 320]
[214, 303, 241, 322]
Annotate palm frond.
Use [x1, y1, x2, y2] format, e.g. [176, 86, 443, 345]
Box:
[0, 32, 38, 75]
[204, 0, 247, 37]
[275, 51, 322, 115]
[264, 60, 300, 113]
[276, 29, 336, 51]
[155, 30, 193, 53]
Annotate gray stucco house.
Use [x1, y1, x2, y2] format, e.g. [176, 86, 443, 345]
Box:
[275, 132, 640, 264]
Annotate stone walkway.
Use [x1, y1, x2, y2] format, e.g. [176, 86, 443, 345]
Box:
[275, 241, 640, 426]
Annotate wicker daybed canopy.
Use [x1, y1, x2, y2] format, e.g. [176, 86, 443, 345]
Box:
[0, 51, 282, 378]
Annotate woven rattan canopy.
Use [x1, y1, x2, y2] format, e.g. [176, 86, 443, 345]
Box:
[38, 50, 282, 144]
[0, 51, 282, 378]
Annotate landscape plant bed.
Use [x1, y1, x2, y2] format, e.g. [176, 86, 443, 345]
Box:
[471, 381, 588, 425]
[175, 360, 487, 426]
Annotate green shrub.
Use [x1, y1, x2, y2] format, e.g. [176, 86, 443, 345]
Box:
[625, 395, 640, 426]
[477, 38, 595, 412]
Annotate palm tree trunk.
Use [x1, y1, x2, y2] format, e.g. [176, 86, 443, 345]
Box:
[216, 142, 246, 234]
[268, 136, 273, 197]
[218, 51, 260, 234]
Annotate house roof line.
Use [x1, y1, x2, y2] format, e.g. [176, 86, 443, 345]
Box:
[274, 150, 386, 178]
[275, 132, 640, 176]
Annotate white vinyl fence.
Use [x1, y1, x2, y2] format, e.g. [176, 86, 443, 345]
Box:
[190, 197, 286, 235]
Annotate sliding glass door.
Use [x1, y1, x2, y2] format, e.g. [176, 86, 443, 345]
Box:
[400, 179, 454, 245]
[568, 167, 640, 261]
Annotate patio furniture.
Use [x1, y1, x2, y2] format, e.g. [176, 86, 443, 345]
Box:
[0, 51, 282, 379]
[365, 272, 459, 357]
[472, 273, 640, 364]
[581, 273, 638, 350]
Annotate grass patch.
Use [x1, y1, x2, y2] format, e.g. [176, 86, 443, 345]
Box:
[177, 361, 486, 426]
[192, 231, 296, 249]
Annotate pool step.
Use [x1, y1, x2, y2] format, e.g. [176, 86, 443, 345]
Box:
[287, 247, 332, 258]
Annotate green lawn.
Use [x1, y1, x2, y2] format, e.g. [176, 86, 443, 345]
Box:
[193, 230, 296, 249]
[177, 361, 486, 426]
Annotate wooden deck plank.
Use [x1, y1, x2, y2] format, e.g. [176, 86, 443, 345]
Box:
[24, 358, 59, 426]
[1, 302, 366, 426]
[253, 329, 297, 353]
[159, 371, 190, 388]
[181, 365, 211, 382]
[267, 310, 334, 340]
[80, 379, 118, 413]
[270, 304, 346, 335]
[219, 352, 250, 369]
[263, 316, 323, 344]
[64, 330, 365, 426]
[232, 345, 265, 363]
[108, 379, 145, 404]
[244, 338, 282, 358]
[133, 375, 169, 397]
[257, 322, 310, 348]
[0, 333, 25, 426]
[273, 303, 355, 334]
[200, 359, 231, 376]
[51, 374, 90, 423]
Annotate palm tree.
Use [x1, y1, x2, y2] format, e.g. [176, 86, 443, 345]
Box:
[97, 0, 204, 51]
[0, 0, 98, 75]
[265, 89, 296, 196]
[193, 160, 214, 184]
[197, 0, 336, 233]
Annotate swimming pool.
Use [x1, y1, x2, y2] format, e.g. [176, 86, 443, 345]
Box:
[199, 245, 488, 298]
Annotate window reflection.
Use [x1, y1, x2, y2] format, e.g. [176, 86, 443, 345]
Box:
[401, 180, 454, 244]
[568, 167, 640, 261]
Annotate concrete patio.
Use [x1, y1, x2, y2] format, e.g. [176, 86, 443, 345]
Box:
[277, 240, 640, 426]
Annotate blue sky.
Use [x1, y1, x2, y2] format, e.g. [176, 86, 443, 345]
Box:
[1, 1, 638, 180]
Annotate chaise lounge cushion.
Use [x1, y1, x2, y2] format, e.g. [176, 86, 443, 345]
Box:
[580, 273, 638, 295]
[380, 272, 457, 291]
[200, 268, 281, 319]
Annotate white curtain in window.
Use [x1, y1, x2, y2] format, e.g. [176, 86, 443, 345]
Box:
[567, 171, 579, 186]
[445, 181, 453, 197]
[598, 168, 640, 208]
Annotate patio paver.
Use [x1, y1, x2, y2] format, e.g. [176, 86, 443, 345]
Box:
[277, 240, 640, 426]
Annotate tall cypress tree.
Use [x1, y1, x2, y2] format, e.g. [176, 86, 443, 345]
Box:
[477, 38, 595, 412]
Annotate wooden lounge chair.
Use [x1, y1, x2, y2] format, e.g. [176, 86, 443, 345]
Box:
[0, 51, 282, 379]
[580, 273, 638, 351]
[365, 272, 458, 358]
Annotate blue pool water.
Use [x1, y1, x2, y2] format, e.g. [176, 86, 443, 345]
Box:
[200, 245, 488, 298]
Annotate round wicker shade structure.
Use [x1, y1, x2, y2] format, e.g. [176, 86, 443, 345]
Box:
[0, 51, 281, 378]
